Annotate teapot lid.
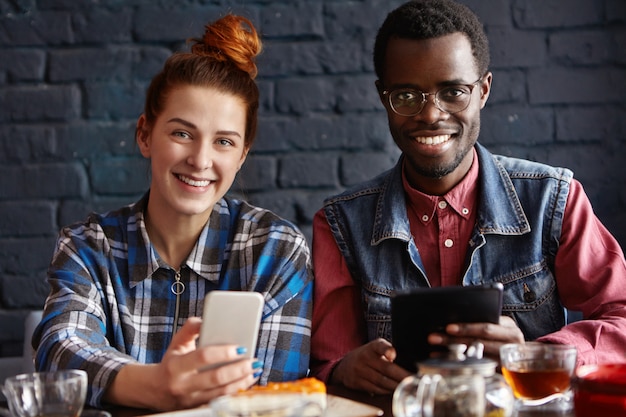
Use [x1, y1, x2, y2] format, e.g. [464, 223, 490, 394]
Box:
[417, 343, 497, 377]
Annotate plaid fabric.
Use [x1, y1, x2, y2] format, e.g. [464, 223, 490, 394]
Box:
[32, 193, 313, 407]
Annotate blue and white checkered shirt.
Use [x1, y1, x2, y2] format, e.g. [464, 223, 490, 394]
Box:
[33, 193, 313, 407]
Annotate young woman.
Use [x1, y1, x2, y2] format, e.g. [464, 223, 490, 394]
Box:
[32, 14, 313, 411]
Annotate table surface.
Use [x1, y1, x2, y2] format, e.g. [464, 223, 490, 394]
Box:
[1, 385, 576, 417]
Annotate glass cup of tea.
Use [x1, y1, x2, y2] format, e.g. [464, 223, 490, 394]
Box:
[2, 370, 88, 417]
[499, 342, 577, 412]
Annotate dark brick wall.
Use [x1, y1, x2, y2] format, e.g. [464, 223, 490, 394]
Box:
[1, 0, 625, 356]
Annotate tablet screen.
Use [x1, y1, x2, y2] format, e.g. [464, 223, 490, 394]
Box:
[391, 283, 503, 372]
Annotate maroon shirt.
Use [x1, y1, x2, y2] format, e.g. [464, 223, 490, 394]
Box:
[311, 153, 626, 382]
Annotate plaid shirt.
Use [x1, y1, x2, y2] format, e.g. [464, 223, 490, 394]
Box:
[33, 193, 313, 407]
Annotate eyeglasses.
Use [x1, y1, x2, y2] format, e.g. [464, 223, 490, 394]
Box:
[382, 78, 482, 116]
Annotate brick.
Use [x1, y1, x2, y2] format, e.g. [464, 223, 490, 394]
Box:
[133, 46, 173, 81]
[134, 6, 223, 42]
[0, 125, 56, 163]
[488, 27, 547, 68]
[49, 47, 135, 82]
[538, 144, 616, 184]
[549, 31, 611, 65]
[0, 85, 80, 122]
[72, 9, 133, 43]
[0, 201, 56, 237]
[488, 70, 526, 104]
[275, 78, 335, 115]
[0, 11, 73, 46]
[260, 2, 324, 38]
[0, 310, 29, 343]
[325, 0, 406, 41]
[0, 49, 45, 81]
[59, 197, 139, 228]
[615, 30, 626, 65]
[238, 156, 278, 192]
[278, 154, 338, 188]
[259, 41, 369, 77]
[335, 75, 381, 112]
[0, 237, 56, 275]
[341, 114, 394, 151]
[89, 157, 150, 195]
[556, 107, 616, 142]
[461, 0, 511, 26]
[255, 116, 296, 153]
[340, 152, 397, 186]
[513, 0, 603, 28]
[246, 190, 299, 225]
[480, 105, 555, 145]
[0, 274, 49, 309]
[85, 81, 145, 120]
[55, 121, 137, 159]
[294, 190, 333, 223]
[528, 68, 624, 105]
[607, 0, 626, 22]
[0, 163, 88, 200]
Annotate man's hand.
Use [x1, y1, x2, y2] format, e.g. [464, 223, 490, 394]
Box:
[330, 338, 412, 395]
[427, 315, 525, 360]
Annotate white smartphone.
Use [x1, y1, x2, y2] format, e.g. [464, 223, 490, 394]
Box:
[198, 290, 264, 363]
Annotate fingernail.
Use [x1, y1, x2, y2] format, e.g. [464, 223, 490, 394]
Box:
[236, 346, 247, 355]
[253, 371, 262, 378]
[252, 360, 264, 370]
[447, 324, 460, 334]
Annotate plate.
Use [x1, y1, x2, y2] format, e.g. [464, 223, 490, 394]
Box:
[139, 394, 383, 417]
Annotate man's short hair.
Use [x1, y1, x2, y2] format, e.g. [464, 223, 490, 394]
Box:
[373, 0, 490, 80]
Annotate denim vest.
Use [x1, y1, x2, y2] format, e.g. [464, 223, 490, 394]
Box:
[323, 143, 573, 343]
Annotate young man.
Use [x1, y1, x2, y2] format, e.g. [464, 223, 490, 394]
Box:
[311, 0, 626, 395]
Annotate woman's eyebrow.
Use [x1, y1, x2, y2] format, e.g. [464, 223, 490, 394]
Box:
[167, 117, 196, 129]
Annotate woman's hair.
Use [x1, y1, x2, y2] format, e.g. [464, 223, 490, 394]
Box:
[142, 14, 262, 148]
[373, 0, 490, 80]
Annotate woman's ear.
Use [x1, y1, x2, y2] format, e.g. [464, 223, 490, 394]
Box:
[136, 114, 151, 158]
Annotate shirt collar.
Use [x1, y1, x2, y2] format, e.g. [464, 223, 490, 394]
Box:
[127, 193, 223, 287]
[402, 148, 480, 223]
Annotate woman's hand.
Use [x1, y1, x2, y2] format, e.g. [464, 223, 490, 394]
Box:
[105, 317, 261, 411]
[330, 338, 412, 395]
[427, 315, 525, 361]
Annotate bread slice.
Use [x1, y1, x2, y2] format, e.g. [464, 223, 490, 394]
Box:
[245, 377, 327, 411]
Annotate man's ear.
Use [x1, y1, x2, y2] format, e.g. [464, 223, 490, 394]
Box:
[479, 72, 493, 109]
[136, 114, 151, 158]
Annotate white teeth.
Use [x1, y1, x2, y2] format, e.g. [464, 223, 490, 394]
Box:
[414, 134, 451, 145]
[177, 175, 210, 187]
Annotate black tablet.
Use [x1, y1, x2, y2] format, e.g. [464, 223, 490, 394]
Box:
[391, 283, 503, 372]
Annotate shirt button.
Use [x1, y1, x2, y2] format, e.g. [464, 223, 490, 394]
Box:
[462, 208, 469, 215]
[422, 214, 429, 221]
[444, 239, 454, 248]
[438, 201, 447, 209]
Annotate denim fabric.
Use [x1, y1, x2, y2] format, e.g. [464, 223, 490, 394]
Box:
[323, 143, 573, 343]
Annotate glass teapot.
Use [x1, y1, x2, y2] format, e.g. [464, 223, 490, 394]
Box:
[392, 343, 515, 417]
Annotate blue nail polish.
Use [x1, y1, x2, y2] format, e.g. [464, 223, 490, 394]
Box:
[236, 346, 247, 355]
[252, 360, 264, 369]
[253, 371, 262, 378]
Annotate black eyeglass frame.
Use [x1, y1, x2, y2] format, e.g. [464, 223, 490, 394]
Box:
[381, 77, 483, 116]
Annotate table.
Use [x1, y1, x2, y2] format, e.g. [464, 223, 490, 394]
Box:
[95, 385, 575, 417]
[2, 387, 577, 417]
[327, 385, 575, 417]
